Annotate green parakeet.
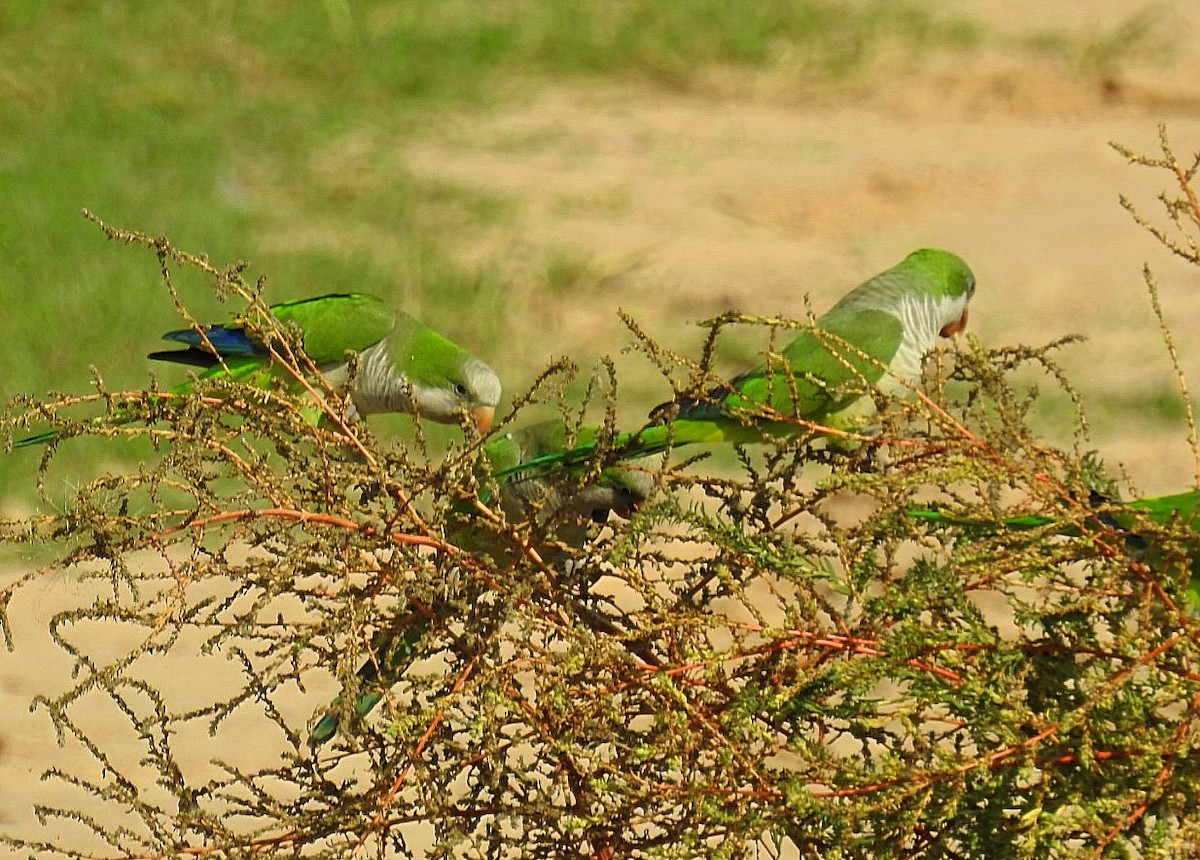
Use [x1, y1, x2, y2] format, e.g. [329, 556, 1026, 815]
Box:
[308, 614, 429, 748]
[15, 293, 501, 446]
[309, 419, 652, 746]
[480, 420, 652, 527]
[907, 489, 1200, 613]
[498, 248, 976, 477]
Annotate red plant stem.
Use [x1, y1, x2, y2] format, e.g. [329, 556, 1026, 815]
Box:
[355, 655, 481, 855]
[153, 506, 456, 553]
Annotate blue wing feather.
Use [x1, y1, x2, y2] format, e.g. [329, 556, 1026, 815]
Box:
[159, 326, 264, 357]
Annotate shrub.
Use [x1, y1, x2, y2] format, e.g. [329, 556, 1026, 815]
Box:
[4, 127, 1200, 858]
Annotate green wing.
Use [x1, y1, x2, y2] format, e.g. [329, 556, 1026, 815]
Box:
[1125, 490, 1200, 528]
[495, 309, 906, 479]
[718, 307, 903, 420]
[261, 293, 396, 363]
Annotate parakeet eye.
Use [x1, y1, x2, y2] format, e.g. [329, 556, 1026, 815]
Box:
[454, 383, 469, 397]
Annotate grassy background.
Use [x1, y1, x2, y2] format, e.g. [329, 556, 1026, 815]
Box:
[0, 1, 1157, 509]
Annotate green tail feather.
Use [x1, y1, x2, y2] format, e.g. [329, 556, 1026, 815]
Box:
[310, 617, 430, 747]
[13, 357, 326, 450]
[12, 429, 63, 448]
[904, 507, 1058, 532]
[907, 491, 1200, 614]
[492, 417, 771, 480]
[906, 489, 1200, 535]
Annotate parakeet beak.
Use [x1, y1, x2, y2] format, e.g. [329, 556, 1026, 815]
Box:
[939, 308, 969, 338]
[472, 405, 495, 433]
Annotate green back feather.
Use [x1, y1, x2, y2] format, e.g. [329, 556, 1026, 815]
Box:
[494, 248, 974, 478]
[387, 311, 476, 386]
[726, 307, 903, 419]
[267, 293, 396, 363]
[721, 248, 973, 418]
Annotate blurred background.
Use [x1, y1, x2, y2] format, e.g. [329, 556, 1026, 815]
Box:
[3, 0, 1200, 510]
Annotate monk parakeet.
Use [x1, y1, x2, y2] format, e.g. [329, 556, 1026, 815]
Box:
[497, 248, 976, 477]
[907, 489, 1200, 613]
[15, 293, 501, 446]
[308, 614, 429, 748]
[309, 419, 652, 746]
[480, 420, 652, 527]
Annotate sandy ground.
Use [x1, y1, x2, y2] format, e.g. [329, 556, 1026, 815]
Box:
[7, 2, 1200, 854]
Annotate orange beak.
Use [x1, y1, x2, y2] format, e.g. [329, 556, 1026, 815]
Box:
[939, 308, 969, 338]
[472, 405, 495, 433]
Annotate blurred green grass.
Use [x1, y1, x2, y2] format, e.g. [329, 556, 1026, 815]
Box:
[2, 0, 1149, 510]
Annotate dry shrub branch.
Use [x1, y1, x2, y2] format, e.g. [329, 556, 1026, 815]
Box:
[3, 130, 1200, 857]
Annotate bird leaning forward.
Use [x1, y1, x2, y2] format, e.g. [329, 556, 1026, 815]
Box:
[15, 292, 501, 447]
[495, 248, 976, 477]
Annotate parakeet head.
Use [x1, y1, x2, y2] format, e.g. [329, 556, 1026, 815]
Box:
[415, 355, 502, 432]
[386, 308, 502, 432]
[901, 248, 976, 337]
[461, 357, 502, 432]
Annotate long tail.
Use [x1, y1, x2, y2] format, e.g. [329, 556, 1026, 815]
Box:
[12, 412, 148, 449]
[492, 417, 767, 480]
[13, 356, 279, 449]
[907, 490, 1200, 534]
[309, 617, 430, 746]
[904, 507, 1059, 532]
[12, 429, 64, 449]
[13, 391, 180, 449]
[907, 496, 1200, 613]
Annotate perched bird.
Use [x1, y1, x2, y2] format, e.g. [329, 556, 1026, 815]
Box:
[15, 293, 501, 446]
[907, 489, 1200, 612]
[496, 248, 976, 477]
[308, 614, 429, 748]
[309, 419, 652, 746]
[480, 420, 652, 528]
